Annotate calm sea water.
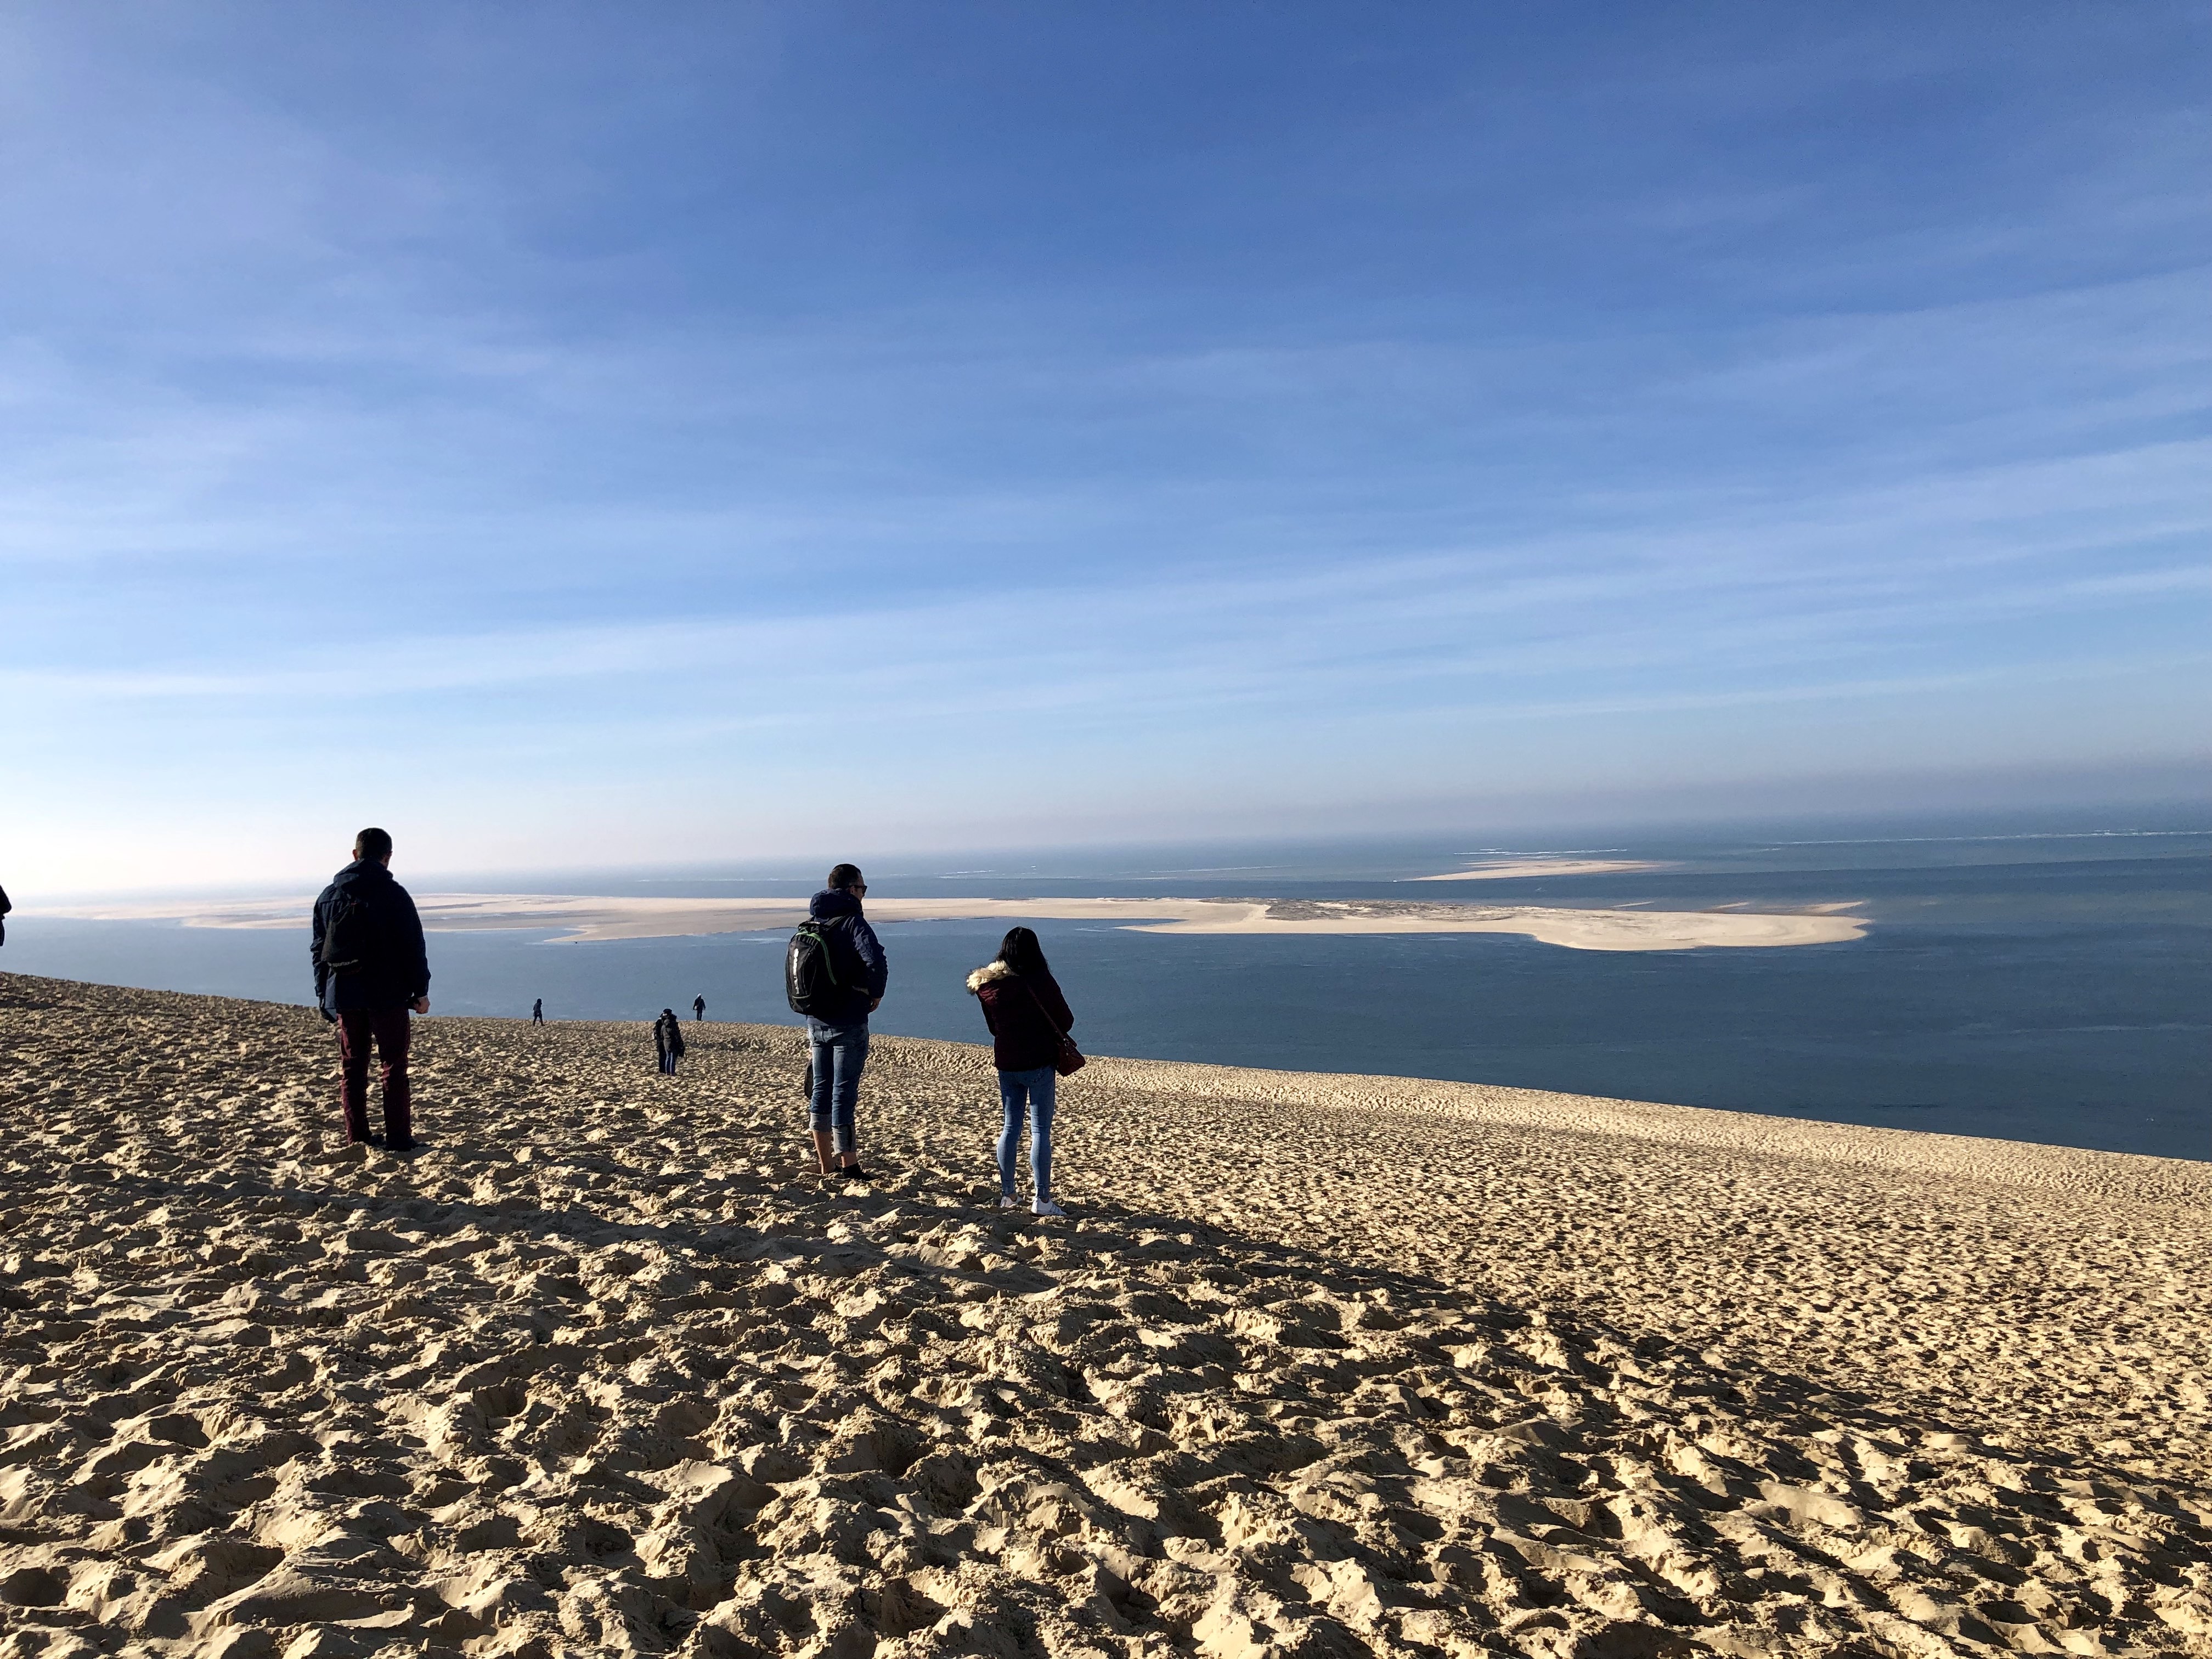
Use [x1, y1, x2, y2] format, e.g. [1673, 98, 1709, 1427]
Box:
[8, 832, 2207, 1160]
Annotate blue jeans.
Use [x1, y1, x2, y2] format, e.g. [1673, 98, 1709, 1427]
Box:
[996, 1066, 1056, 1201]
[806, 1020, 868, 1154]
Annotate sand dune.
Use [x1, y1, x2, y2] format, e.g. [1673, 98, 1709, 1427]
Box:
[36, 893, 1867, 952]
[2, 972, 2206, 1659]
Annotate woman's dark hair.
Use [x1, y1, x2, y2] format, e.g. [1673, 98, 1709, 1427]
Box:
[994, 926, 1049, 978]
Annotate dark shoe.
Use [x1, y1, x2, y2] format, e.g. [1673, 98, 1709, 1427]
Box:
[837, 1166, 871, 1182]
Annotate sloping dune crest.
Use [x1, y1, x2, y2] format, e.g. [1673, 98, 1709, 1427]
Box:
[1, 974, 2206, 1659]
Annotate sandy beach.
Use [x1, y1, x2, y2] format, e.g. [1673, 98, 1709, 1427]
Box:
[2, 971, 2205, 1659]
[34, 894, 1867, 952]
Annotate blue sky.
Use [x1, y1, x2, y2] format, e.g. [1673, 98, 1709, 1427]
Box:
[3, 3, 2207, 893]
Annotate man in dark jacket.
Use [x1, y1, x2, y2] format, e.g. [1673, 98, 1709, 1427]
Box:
[805, 864, 887, 1180]
[654, 1008, 686, 1075]
[311, 827, 430, 1150]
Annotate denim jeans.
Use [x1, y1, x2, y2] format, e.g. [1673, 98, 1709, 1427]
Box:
[996, 1065, 1056, 1201]
[806, 1019, 869, 1153]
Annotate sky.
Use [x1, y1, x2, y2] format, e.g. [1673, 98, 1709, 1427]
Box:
[3, 2, 2207, 895]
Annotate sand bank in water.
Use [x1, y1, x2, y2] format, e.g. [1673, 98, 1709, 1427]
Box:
[43, 893, 1867, 952]
[1402, 861, 1673, 882]
[2, 972, 2206, 1659]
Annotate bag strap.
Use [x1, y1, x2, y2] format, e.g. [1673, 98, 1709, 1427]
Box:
[1018, 977, 1065, 1037]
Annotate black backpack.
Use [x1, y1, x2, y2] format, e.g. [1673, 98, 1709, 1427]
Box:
[319, 890, 386, 974]
[785, 920, 847, 1016]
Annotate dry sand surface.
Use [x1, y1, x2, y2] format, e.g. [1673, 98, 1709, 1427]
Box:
[2, 973, 2207, 1659]
[37, 896, 1865, 952]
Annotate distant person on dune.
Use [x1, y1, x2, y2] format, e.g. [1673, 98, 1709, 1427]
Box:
[654, 1008, 685, 1075]
[693, 995, 705, 1022]
[532, 998, 543, 1025]
[967, 926, 1079, 1217]
[785, 864, 887, 1181]
[312, 828, 428, 1152]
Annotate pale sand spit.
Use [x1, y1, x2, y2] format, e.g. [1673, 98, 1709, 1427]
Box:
[2, 972, 2207, 1659]
[1402, 864, 1674, 883]
[36, 895, 1866, 953]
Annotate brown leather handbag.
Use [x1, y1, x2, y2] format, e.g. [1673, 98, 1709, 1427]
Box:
[1021, 980, 1085, 1077]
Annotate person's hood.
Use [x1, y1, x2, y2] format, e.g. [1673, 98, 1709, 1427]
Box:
[330, 858, 394, 892]
[809, 887, 863, 921]
[966, 960, 1017, 995]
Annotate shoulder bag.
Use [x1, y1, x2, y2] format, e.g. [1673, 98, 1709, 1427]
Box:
[1019, 979, 1085, 1077]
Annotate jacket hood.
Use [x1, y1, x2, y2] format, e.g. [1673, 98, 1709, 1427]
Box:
[331, 858, 395, 891]
[809, 887, 863, 921]
[966, 960, 1017, 995]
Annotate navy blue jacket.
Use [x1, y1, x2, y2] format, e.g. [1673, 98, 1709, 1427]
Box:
[806, 887, 887, 1024]
[312, 860, 431, 1015]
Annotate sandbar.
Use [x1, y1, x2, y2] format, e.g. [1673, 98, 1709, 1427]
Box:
[1404, 857, 1673, 881]
[42, 890, 1868, 951]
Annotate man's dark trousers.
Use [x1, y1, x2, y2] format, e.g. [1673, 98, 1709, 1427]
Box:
[336, 1007, 413, 1147]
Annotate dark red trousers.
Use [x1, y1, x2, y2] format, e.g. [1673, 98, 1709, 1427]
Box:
[335, 1007, 413, 1147]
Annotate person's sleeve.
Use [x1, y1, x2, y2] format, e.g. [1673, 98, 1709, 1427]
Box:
[1045, 978, 1074, 1034]
[311, 890, 329, 1002]
[977, 986, 1001, 1037]
[853, 919, 888, 998]
[397, 887, 430, 996]
[0, 884, 12, 915]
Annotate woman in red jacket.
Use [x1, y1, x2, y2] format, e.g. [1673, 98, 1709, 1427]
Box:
[966, 927, 1075, 1216]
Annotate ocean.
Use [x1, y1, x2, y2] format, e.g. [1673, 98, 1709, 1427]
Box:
[8, 831, 2207, 1160]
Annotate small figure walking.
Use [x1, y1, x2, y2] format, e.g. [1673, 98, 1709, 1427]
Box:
[692, 995, 705, 1023]
[531, 998, 544, 1026]
[654, 1008, 685, 1076]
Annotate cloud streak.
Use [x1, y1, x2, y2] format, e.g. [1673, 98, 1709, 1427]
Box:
[0, 4, 2205, 890]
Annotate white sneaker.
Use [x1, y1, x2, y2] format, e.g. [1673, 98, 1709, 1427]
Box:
[1032, 1199, 1066, 1217]
[997, 1195, 1023, 1210]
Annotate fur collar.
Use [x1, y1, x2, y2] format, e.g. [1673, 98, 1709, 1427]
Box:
[966, 960, 1018, 994]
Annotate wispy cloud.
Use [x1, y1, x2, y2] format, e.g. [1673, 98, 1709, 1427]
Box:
[0, 3, 2205, 890]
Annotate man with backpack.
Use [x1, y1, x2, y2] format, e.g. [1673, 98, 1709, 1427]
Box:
[311, 827, 430, 1152]
[785, 864, 887, 1181]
